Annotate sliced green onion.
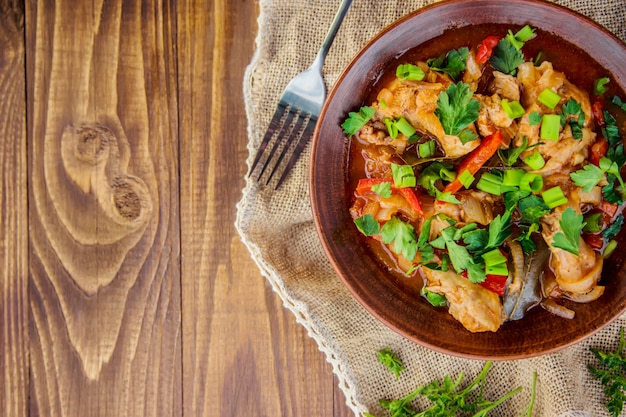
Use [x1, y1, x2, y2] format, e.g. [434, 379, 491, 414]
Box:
[458, 169, 475, 189]
[538, 88, 561, 109]
[379, 99, 387, 109]
[528, 112, 542, 126]
[524, 150, 546, 170]
[486, 263, 509, 276]
[501, 99, 526, 119]
[384, 118, 398, 139]
[515, 25, 536, 42]
[519, 173, 544, 193]
[439, 167, 457, 183]
[395, 117, 416, 137]
[503, 169, 526, 187]
[409, 134, 422, 144]
[418, 140, 436, 158]
[583, 212, 604, 233]
[505, 26, 535, 51]
[540, 114, 561, 141]
[603, 239, 617, 259]
[396, 63, 425, 81]
[391, 163, 416, 188]
[421, 287, 447, 307]
[594, 77, 610, 96]
[476, 172, 504, 195]
[541, 186, 568, 208]
[482, 248, 507, 267]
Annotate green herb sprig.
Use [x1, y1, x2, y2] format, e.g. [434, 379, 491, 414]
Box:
[369, 361, 536, 417]
[589, 328, 626, 417]
[377, 348, 405, 380]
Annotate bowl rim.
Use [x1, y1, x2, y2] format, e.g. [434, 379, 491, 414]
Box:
[310, 0, 626, 359]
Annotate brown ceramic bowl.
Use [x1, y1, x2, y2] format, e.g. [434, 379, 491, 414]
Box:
[310, 0, 626, 359]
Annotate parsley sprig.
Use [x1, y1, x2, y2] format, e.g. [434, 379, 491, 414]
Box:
[377, 348, 405, 380]
[551, 207, 585, 256]
[342, 106, 376, 135]
[427, 47, 469, 81]
[368, 361, 536, 417]
[435, 82, 480, 144]
[490, 38, 525, 75]
[589, 328, 626, 417]
[601, 110, 626, 204]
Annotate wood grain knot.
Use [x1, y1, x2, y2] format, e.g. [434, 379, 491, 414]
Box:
[74, 124, 109, 164]
[112, 180, 142, 220]
[60, 122, 152, 236]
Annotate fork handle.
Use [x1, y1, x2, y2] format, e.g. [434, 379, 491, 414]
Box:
[312, 0, 353, 69]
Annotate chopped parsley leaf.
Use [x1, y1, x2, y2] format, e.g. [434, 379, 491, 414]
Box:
[377, 348, 404, 379]
[341, 106, 376, 135]
[381, 217, 418, 261]
[427, 47, 469, 81]
[435, 82, 480, 141]
[354, 214, 380, 237]
[490, 38, 525, 75]
[570, 163, 605, 192]
[552, 207, 585, 256]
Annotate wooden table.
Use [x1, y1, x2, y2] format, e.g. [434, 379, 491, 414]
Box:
[1, 1, 353, 415]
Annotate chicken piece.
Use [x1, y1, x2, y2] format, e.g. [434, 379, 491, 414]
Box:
[514, 103, 543, 148]
[438, 133, 480, 158]
[488, 71, 521, 102]
[422, 268, 505, 332]
[476, 94, 515, 138]
[359, 122, 409, 154]
[457, 191, 496, 225]
[462, 50, 483, 92]
[541, 202, 603, 295]
[517, 61, 567, 108]
[530, 125, 595, 175]
[372, 71, 455, 142]
[517, 61, 592, 126]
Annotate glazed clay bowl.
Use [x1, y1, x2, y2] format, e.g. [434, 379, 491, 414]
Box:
[309, 0, 626, 359]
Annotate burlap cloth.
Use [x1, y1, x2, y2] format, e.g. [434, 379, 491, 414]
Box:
[235, 1, 626, 415]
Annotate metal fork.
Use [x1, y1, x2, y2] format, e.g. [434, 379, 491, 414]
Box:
[249, 0, 353, 189]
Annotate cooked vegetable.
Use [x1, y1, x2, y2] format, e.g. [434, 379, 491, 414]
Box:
[345, 24, 626, 333]
[504, 239, 549, 320]
[476, 35, 501, 64]
[444, 131, 504, 194]
[396, 63, 425, 81]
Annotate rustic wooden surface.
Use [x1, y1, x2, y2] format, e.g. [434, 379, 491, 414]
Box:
[0, 0, 353, 416]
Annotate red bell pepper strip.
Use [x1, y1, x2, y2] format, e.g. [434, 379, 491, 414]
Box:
[355, 178, 424, 216]
[583, 233, 605, 250]
[600, 199, 619, 219]
[592, 100, 606, 128]
[480, 274, 507, 297]
[443, 130, 504, 195]
[476, 36, 501, 64]
[461, 270, 507, 296]
[590, 136, 609, 166]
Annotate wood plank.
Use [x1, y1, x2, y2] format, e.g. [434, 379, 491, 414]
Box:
[25, 1, 181, 415]
[177, 0, 352, 415]
[0, 1, 28, 416]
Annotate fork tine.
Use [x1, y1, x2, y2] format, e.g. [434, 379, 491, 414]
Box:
[257, 105, 297, 179]
[274, 114, 317, 189]
[265, 112, 308, 185]
[250, 102, 289, 174]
